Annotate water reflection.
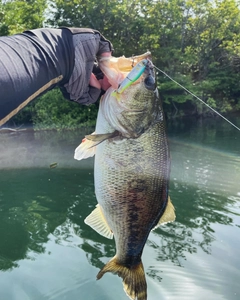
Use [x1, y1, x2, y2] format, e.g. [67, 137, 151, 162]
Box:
[0, 128, 94, 169]
[0, 119, 240, 299]
[0, 166, 239, 274]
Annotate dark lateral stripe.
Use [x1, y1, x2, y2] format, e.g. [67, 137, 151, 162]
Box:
[0, 75, 63, 127]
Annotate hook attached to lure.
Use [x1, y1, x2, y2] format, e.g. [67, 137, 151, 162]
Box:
[112, 59, 148, 98]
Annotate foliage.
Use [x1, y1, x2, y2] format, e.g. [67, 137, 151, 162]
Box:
[47, 0, 151, 56]
[2, 0, 240, 127]
[0, 0, 47, 35]
[12, 89, 98, 129]
[46, 0, 240, 118]
[32, 89, 98, 129]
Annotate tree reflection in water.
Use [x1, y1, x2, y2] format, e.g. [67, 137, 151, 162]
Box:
[0, 123, 239, 292]
[0, 165, 239, 278]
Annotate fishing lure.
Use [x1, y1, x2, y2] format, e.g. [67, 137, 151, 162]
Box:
[112, 59, 148, 98]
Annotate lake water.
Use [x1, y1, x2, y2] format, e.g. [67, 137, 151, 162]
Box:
[0, 117, 240, 300]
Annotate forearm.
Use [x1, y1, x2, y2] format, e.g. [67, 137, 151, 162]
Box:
[0, 27, 113, 126]
[0, 29, 74, 126]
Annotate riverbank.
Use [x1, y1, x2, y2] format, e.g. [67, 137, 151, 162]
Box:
[0, 128, 94, 170]
[2, 110, 240, 133]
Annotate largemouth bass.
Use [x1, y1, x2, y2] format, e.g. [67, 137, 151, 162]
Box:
[74, 53, 175, 300]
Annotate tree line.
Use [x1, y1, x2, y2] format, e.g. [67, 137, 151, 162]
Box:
[1, 0, 240, 128]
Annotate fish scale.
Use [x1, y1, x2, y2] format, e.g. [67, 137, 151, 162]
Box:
[74, 54, 175, 300]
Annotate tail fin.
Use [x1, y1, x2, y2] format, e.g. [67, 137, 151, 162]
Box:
[97, 256, 147, 300]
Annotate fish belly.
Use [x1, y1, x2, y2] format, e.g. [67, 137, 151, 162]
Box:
[94, 121, 170, 262]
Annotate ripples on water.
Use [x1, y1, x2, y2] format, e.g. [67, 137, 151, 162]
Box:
[0, 118, 240, 300]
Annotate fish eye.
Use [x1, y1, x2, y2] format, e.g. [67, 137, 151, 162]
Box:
[144, 75, 156, 90]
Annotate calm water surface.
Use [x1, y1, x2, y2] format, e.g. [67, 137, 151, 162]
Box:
[0, 117, 239, 300]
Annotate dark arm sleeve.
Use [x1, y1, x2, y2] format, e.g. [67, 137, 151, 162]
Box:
[60, 28, 113, 105]
[0, 28, 74, 126]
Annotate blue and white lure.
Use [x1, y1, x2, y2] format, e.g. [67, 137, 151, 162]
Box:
[112, 59, 148, 98]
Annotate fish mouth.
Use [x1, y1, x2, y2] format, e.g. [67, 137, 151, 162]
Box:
[97, 52, 152, 90]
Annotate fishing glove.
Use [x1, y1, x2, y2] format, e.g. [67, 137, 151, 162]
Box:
[62, 28, 113, 105]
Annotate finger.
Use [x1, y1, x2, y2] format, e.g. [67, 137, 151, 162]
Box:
[99, 76, 111, 91]
[89, 73, 101, 89]
[100, 52, 112, 57]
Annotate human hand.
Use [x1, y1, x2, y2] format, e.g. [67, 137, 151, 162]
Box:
[89, 73, 111, 91]
[64, 30, 113, 105]
[89, 52, 112, 91]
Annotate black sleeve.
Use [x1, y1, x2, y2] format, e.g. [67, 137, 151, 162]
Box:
[59, 28, 113, 105]
[0, 28, 74, 126]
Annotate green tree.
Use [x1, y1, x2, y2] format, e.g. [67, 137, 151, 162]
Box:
[3, 0, 240, 127]
[183, 0, 240, 113]
[0, 0, 47, 35]
[31, 89, 98, 130]
[137, 0, 195, 116]
[0, 1, 9, 35]
[48, 0, 152, 56]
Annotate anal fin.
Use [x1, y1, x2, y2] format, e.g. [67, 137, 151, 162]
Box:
[84, 204, 113, 239]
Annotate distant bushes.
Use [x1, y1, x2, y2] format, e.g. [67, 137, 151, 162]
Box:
[11, 89, 99, 129]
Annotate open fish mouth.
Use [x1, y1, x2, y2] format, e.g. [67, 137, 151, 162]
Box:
[97, 52, 152, 90]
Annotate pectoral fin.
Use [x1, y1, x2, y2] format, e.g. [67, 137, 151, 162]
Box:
[74, 131, 120, 161]
[84, 204, 113, 239]
[74, 133, 97, 160]
[85, 130, 119, 143]
[153, 196, 175, 229]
